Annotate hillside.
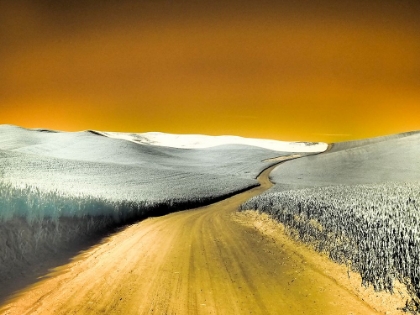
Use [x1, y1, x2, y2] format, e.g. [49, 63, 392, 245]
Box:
[269, 131, 420, 190]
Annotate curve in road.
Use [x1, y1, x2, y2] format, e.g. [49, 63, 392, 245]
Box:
[1, 156, 379, 315]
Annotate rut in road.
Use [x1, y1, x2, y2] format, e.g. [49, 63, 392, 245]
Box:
[1, 157, 379, 315]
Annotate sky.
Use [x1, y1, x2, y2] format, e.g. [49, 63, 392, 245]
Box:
[1, 0, 419, 142]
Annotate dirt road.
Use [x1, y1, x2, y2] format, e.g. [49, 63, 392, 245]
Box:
[1, 159, 381, 314]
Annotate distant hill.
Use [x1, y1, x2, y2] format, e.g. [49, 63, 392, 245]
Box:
[269, 130, 420, 190]
[100, 130, 328, 152]
[0, 124, 326, 203]
[328, 131, 420, 153]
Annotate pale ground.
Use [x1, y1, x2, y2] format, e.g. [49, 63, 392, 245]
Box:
[101, 131, 328, 152]
[0, 159, 407, 315]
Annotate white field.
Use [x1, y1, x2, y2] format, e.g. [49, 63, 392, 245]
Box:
[0, 124, 325, 220]
[269, 131, 420, 190]
[100, 131, 328, 152]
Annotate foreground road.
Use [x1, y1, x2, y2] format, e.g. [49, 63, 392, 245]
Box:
[1, 158, 379, 315]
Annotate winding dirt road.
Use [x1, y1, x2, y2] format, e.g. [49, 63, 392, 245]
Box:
[1, 158, 380, 315]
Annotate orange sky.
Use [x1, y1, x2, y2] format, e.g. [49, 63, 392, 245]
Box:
[1, 0, 419, 142]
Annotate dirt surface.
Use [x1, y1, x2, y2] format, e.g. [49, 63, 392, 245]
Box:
[0, 159, 395, 314]
[262, 154, 302, 162]
[233, 211, 408, 315]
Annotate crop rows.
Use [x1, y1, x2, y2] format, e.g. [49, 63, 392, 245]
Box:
[241, 181, 420, 310]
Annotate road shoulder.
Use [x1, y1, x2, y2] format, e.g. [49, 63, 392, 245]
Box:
[233, 210, 409, 315]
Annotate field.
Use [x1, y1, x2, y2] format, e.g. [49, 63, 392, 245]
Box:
[241, 131, 420, 312]
[0, 124, 325, 293]
[1, 159, 382, 315]
[2, 124, 420, 314]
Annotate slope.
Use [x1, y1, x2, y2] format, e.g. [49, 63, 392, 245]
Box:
[269, 131, 420, 190]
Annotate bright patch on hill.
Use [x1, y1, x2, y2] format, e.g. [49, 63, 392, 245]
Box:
[101, 131, 328, 152]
